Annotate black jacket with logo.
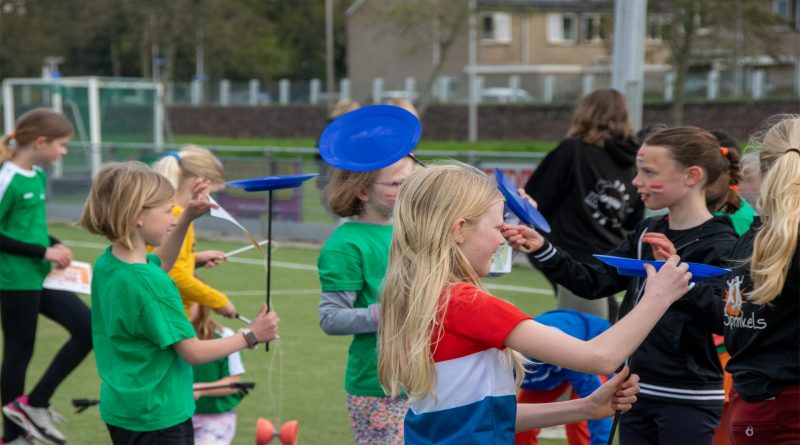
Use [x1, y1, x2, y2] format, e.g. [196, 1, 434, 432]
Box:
[722, 218, 800, 402]
[530, 215, 738, 405]
[524, 136, 644, 264]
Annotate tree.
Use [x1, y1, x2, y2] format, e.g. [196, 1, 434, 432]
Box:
[370, 0, 471, 116]
[653, 0, 783, 124]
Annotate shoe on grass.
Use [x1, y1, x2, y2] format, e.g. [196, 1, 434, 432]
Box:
[2, 396, 65, 445]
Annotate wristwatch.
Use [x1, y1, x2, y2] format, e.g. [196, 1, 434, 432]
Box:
[239, 328, 259, 349]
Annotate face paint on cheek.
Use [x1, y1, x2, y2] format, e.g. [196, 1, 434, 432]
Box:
[650, 184, 664, 195]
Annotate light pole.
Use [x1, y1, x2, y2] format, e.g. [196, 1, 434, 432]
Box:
[326, 0, 335, 111]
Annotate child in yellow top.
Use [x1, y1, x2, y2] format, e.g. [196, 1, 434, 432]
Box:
[152, 146, 235, 318]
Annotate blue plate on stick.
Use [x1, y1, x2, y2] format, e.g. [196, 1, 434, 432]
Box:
[319, 105, 422, 172]
[226, 173, 318, 192]
[593, 255, 730, 282]
[494, 168, 551, 233]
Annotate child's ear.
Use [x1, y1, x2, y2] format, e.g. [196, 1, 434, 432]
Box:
[356, 188, 369, 202]
[451, 218, 467, 245]
[33, 136, 48, 148]
[685, 166, 704, 187]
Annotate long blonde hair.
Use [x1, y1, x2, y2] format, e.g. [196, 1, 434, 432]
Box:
[192, 304, 221, 340]
[78, 162, 175, 249]
[748, 115, 800, 305]
[378, 162, 525, 400]
[1, 108, 72, 163]
[152, 145, 225, 190]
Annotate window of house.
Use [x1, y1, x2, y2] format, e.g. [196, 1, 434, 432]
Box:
[774, 0, 790, 20]
[481, 12, 512, 43]
[773, 0, 800, 28]
[547, 13, 577, 43]
[581, 13, 604, 42]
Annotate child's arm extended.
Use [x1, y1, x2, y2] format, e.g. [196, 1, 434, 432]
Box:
[174, 305, 278, 365]
[193, 375, 242, 399]
[516, 367, 639, 432]
[505, 256, 692, 375]
[318, 291, 379, 335]
[155, 180, 217, 272]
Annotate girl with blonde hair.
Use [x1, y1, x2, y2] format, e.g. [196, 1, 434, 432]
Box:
[79, 162, 278, 444]
[378, 162, 694, 444]
[720, 115, 800, 443]
[0, 108, 91, 445]
[152, 145, 236, 319]
[317, 155, 414, 444]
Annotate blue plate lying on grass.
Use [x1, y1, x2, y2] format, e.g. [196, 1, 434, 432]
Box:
[226, 173, 318, 192]
[495, 168, 551, 233]
[594, 254, 730, 282]
[318, 105, 422, 172]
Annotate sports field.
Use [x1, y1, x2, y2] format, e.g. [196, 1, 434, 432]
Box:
[8, 223, 566, 444]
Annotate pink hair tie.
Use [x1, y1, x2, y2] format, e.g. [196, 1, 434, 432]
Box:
[720, 147, 729, 157]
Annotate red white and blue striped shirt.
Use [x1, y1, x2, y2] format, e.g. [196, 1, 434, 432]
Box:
[405, 283, 530, 444]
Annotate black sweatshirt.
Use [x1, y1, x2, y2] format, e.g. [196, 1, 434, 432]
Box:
[524, 136, 644, 263]
[720, 218, 800, 402]
[530, 215, 737, 405]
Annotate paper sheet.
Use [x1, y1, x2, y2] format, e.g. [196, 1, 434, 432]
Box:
[43, 261, 92, 295]
[209, 196, 264, 254]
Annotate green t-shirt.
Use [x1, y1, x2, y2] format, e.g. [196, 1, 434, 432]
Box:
[0, 162, 51, 290]
[91, 248, 197, 431]
[193, 327, 245, 414]
[715, 198, 756, 236]
[317, 222, 392, 397]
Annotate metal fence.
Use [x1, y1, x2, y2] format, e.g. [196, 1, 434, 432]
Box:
[47, 142, 546, 243]
[165, 64, 800, 107]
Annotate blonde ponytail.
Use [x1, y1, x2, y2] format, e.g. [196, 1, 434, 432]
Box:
[152, 145, 224, 190]
[747, 115, 800, 305]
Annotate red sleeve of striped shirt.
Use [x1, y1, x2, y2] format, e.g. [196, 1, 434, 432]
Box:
[432, 282, 531, 362]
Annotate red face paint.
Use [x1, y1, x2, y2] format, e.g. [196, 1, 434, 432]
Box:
[650, 184, 664, 195]
[636, 153, 646, 164]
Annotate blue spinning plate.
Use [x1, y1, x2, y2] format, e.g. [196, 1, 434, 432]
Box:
[495, 168, 551, 233]
[226, 173, 318, 192]
[594, 255, 730, 282]
[319, 105, 422, 172]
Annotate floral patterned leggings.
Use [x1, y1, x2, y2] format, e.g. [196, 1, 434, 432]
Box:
[345, 394, 410, 445]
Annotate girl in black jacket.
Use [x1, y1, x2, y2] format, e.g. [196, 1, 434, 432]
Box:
[524, 89, 644, 321]
[505, 127, 742, 445]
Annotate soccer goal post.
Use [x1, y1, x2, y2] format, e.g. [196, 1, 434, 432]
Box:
[2, 76, 165, 178]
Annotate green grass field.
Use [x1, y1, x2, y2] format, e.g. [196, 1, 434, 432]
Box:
[7, 223, 567, 444]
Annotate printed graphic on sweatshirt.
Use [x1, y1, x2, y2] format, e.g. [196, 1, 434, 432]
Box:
[723, 275, 767, 330]
[584, 179, 634, 229]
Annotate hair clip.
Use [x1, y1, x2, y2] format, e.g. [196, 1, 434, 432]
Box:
[164, 151, 181, 163]
[720, 147, 729, 157]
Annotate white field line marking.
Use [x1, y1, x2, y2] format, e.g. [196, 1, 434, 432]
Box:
[61, 240, 317, 271]
[62, 240, 553, 294]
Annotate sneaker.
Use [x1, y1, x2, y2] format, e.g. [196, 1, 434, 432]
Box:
[2, 396, 65, 445]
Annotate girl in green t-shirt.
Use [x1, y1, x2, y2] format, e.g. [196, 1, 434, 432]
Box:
[0, 108, 92, 445]
[79, 162, 279, 445]
[317, 155, 414, 445]
[190, 303, 245, 445]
